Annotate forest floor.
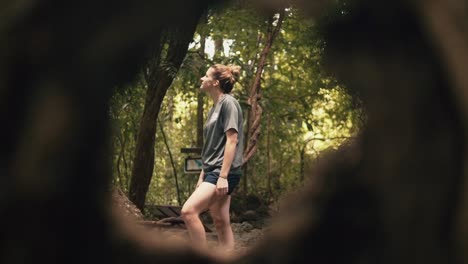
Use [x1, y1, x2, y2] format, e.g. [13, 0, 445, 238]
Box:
[111, 188, 273, 254]
[152, 221, 267, 254]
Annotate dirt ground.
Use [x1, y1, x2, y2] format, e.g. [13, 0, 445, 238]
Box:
[151, 221, 266, 254]
[111, 188, 269, 254]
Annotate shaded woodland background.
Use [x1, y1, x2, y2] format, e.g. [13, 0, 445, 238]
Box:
[108, 1, 364, 217]
[1, 0, 468, 263]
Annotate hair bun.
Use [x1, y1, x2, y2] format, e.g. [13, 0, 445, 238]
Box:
[228, 65, 241, 84]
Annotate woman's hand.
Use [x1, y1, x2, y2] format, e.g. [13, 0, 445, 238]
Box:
[216, 177, 229, 196]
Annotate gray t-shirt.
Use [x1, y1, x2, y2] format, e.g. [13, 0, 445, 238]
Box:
[202, 94, 244, 173]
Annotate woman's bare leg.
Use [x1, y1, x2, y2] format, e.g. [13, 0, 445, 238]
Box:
[181, 182, 216, 249]
[209, 195, 234, 251]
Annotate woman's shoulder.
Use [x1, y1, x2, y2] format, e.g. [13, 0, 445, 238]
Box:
[222, 94, 240, 105]
[220, 94, 241, 110]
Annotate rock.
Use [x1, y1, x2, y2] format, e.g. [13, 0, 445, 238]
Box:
[241, 210, 258, 222]
[232, 221, 254, 233]
[239, 221, 254, 232]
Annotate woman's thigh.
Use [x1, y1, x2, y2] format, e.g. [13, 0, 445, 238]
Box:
[209, 195, 231, 222]
[182, 182, 217, 214]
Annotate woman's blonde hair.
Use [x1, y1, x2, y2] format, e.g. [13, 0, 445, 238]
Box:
[210, 64, 241, 94]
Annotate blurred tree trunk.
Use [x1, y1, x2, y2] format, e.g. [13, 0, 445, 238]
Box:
[129, 21, 202, 211]
[267, 112, 272, 198]
[116, 132, 126, 190]
[213, 36, 224, 62]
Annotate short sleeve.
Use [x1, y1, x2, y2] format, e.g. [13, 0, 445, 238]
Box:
[221, 100, 239, 133]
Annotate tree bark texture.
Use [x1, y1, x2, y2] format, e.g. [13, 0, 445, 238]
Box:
[243, 9, 285, 165]
[241, 9, 285, 194]
[129, 22, 202, 211]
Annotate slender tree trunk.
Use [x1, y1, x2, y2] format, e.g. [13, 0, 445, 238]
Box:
[129, 21, 201, 211]
[167, 95, 174, 130]
[243, 9, 285, 165]
[123, 145, 130, 190]
[249, 32, 263, 73]
[240, 31, 263, 193]
[242, 109, 251, 193]
[116, 132, 126, 191]
[213, 36, 224, 62]
[300, 146, 305, 183]
[158, 119, 181, 206]
[267, 112, 272, 198]
[241, 10, 286, 195]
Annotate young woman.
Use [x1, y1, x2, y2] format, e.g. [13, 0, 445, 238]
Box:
[181, 64, 243, 252]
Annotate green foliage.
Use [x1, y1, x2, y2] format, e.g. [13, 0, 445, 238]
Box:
[109, 2, 365, 212]
[109, 77, 145, 194]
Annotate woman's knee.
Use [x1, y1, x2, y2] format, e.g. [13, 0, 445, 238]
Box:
[181, 205, 198, 221]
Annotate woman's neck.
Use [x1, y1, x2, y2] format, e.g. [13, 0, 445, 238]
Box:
[209, 89, 224, 105]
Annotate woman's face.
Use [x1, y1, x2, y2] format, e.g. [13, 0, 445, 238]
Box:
[200, 68, 218, 92]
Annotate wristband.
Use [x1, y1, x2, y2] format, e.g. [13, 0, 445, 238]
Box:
[219, 175, 228, 179]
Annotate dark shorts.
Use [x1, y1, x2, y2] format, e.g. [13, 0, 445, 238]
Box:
[203, 170, 241, 195]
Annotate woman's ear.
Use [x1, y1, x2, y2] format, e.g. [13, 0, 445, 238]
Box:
[213, 79, 220, 87]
